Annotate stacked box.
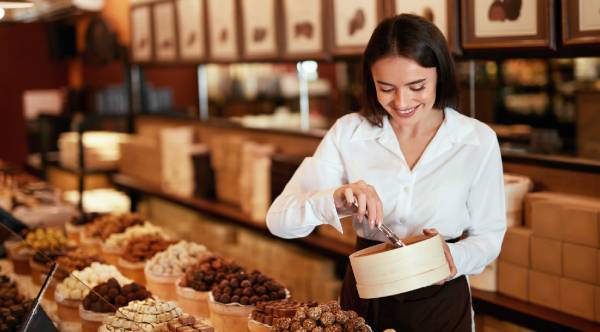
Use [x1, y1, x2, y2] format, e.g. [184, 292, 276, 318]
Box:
[525, 192, 600, 322]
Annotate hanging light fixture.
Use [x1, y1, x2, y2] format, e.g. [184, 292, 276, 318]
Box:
[0, 1, 34, 9]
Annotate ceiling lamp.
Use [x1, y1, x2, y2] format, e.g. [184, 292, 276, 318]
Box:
[0, 1, 33, 9]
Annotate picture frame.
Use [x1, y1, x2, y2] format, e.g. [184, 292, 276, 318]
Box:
[280, 0, 330, 60]
[562, 0, 600, 46]
[206, 0, 240, 61]
[175, 0, 207, 61]
[461, 0, 555, 50]
[330, 0, 384, 56]
[387, 0, 460, 54]
[130, 5, 154, 63]
[239, 0, 280, 59]
[152, 0, 179, 62]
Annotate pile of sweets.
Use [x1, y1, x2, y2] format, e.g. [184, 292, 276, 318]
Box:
[179, 256, 244, 291]
[31, 246, 72, 266]
[251, 299, 311, 326]
[157, 314, 213, 332]
[98, 299, 183, 332]
[84, 213, 145, 240]
[82, 278, 152, 313]
[121, 235, 176, 264]
[211, 269, 287, 305]
[22, 227, 69, 251]
[272, 301, 369, 332]
[54, 251, 104, 280]
[0, 274, 33, 332]
[145, 241, 210, 277]
[70, 212, 104, 227]
[55, 262, 132, 301]
[104, 223, 165, 252]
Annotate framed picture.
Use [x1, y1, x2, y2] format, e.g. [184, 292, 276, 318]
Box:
[130, 5, 153, 62]
[331, 0, 383, 55]
[175, 0, 207, 61]
[239, 0, 280, 59]
[281, 0, 329, 59]
[461, 0, 555, 49]
[152, 1, 179, 61]
[562, 0, 600, 46]
[387, 0, 460, 54]
[206, 0, 239, 61]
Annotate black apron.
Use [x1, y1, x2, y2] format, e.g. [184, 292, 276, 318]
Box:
[340, 237, 472, 332]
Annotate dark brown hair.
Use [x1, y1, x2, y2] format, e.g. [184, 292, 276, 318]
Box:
[360, 14, 458, 127]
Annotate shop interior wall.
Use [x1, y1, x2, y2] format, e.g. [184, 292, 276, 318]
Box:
[0, 23, 69, 166]
[135, 116, 600, 198]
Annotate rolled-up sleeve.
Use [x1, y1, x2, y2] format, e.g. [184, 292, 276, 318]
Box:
[447, 136, 507, 277]
[266, 123, 347, 239]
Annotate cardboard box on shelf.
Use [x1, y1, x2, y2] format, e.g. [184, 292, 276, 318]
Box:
[498, 261, 528, 301]
[239, 142, 275, 221]
[531, 200, 563, 241]
[562, 205, 600, 248]
[470, 260, 497, 292]
[504, 173, 533, 228]
[529, 270, 560, 310]
[499, 227, 532, 267]
[531, 237, 562, 276]
[562, 243, 597, 284]
[524, 192, 558, 228]
[560, 278, 595, 321]
[119, 136, 162, 187]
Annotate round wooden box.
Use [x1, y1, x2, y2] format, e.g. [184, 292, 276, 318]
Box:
[144, 266, 179, 301]
[175, 277, 209, 318]
[247, 319, 272, 332]
[29, 259, 50, 286]
[5, 241, 31, 275]
[79, 304, 112, 332]
[79, 233, 101, 255]
[55, 291, 81, 322]
[349, 234, 450, 299]
[208, 292, 254, 332]
[65, 223, 83, 244]
[117, 257, 146, 285]
[100, 243, 123, 266]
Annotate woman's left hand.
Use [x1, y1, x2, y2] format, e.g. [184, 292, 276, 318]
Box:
[423, 228, 457, 285]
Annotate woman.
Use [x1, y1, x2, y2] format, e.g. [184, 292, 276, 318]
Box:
[266, 14, 506, 331]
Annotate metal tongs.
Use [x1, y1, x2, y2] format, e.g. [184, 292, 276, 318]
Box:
[348, 200, 406, 248]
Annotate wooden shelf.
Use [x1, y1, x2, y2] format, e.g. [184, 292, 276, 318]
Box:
[110, 173, 355, 257]
[111, 173, 600, 331]
[471, 289, 600, 331]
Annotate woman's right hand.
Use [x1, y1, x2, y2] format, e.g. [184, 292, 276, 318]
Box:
[333, 180, 383, 229]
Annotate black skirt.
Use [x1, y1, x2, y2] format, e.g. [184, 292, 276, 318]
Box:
[340, 237, 472, 332]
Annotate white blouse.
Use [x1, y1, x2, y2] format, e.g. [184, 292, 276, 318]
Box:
[266, 108, 506, 278]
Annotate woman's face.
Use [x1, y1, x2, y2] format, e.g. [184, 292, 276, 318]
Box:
[371, 55, 438, 127]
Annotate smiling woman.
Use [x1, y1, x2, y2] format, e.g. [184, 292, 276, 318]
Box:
[266, 14, 506, 332]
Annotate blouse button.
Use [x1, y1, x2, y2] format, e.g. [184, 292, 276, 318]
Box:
[403, 186, 410, 193]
